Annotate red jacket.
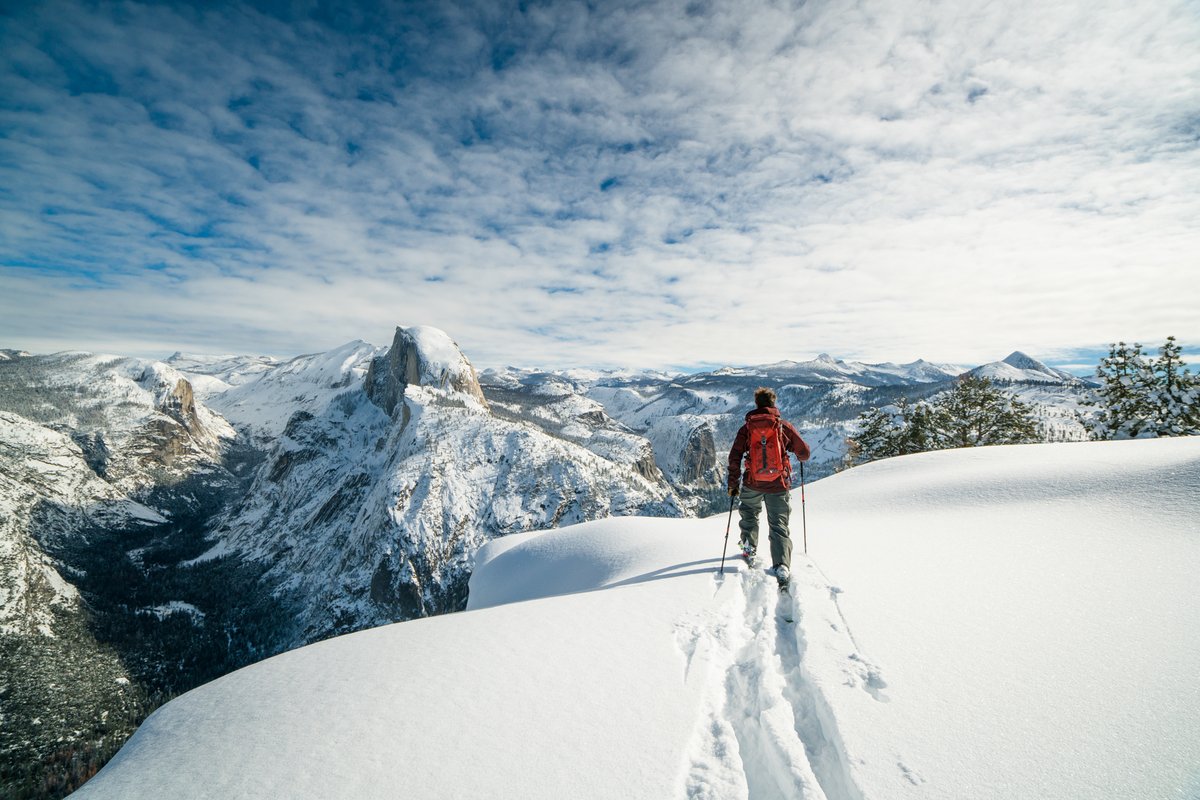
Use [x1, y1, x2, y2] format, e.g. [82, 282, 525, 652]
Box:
[728, 406, 810, 493]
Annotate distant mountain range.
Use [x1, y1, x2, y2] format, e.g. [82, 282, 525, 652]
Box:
[709, 352, 969, 386]
[0, 329, 1096, 797]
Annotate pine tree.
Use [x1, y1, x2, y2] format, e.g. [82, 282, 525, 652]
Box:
[930, 375, 1038, 448]
[849, 403, 905, 464]
[1148, 336, 1200, 436]
[899, 399, 939, 453]
[1087, 342, 1156, 439]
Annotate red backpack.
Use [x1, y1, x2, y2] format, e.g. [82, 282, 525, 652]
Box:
[746, 414, 790, 483]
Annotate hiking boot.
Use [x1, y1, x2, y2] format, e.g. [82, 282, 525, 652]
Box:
[774, 564, 791, 585]
[740, 539, 756, 560]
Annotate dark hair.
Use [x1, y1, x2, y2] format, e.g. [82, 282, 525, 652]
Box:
[754, 387, 776, 408]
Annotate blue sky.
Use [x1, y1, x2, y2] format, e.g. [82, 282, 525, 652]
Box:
[2, 0, 1198, 372]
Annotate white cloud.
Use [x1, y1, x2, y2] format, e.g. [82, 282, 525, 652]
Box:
[1, 0, 1198, 371]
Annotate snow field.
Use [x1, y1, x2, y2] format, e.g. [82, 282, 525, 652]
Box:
[72, 438, 1200, 800]
[474, 520, 874, 799]
[800, 437, 1200, 800]
[681, 565, 867, 800]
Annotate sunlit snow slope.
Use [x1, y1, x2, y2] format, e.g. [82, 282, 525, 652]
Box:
[71, 438, 1200, 800]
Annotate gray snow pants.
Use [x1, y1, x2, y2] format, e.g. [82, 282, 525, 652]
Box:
[737, 486, 793, 569]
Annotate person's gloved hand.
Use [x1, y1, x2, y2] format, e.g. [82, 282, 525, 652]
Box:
[728, 485, 739, 497]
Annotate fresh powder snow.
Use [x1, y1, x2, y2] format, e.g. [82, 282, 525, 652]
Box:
[70, 437, 1200, 800]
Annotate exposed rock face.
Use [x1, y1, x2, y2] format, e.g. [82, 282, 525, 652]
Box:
[160, 378, 199, 432]
[633, 442, 665, 482]
[134, 416, 190, 469]
[681, 423, 718, 484]
[71, 431, 112, 478]
[106, 369, 231, 489]
[366, 326, 488, 415]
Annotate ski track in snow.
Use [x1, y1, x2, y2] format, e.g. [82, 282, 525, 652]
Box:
[680, 560, 870, 800]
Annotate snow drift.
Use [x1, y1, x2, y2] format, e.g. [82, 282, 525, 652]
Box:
[71, 438, 1200, 800]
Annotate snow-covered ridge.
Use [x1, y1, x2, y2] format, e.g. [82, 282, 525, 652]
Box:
[200, 339, 382, 439]
[71, 438, 1200, 800]
[0, 350, 234, 441]
[165, 352, 281, 401]
[709, 353, 966, 386]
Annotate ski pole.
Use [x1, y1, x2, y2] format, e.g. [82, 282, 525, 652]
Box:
[719, 494, 736, 575]
[800, 462, 808, 555]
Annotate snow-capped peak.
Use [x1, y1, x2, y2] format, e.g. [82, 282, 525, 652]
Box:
[365, 326, 487, 416]
[405, 326, 482, 391]
[969, 351, 1079, 384]
[1002, 351, 1050, 371]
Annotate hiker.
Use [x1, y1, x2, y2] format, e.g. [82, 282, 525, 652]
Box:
[728, 387, 811, 587]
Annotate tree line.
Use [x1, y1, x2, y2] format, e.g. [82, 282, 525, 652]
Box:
[847, 337, 1198, 466]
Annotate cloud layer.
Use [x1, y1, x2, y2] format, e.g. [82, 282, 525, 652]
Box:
[2, 0, 1198, 369]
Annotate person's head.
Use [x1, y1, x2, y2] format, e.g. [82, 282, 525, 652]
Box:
[754, 387, 776, 408]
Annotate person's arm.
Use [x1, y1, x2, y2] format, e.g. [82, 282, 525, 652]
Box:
[784, 421, 811, 462]
[727, 425, 748, 492]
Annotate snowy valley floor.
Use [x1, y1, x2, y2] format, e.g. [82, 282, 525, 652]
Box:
[72, 438, 1200, 800]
